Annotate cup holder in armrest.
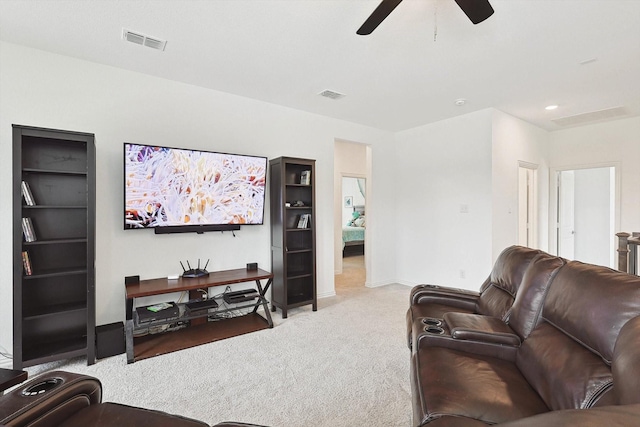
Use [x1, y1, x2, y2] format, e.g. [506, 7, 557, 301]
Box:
[424, 326, 445, 335]
[422, 318, 443, 327]
[22, 378, 63, 396]
[424, 284, 439, 289]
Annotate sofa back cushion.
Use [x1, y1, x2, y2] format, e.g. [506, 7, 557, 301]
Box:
[507, 254, 565, 340]
[476, 246, 541, 319]
[516, 261, 640, 410]
[542, 261, 640, 364]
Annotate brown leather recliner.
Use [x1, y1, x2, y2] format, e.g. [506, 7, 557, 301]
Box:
[0, 371, 266, 427]
[406, 246, 547, 349]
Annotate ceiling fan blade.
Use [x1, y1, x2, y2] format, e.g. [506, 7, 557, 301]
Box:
[357, 0, 404, 35]
[454, 0, 494, 24]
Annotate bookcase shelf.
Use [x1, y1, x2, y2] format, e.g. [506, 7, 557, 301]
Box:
[270, 157, 317, 319]
[13, 125, 96, 369]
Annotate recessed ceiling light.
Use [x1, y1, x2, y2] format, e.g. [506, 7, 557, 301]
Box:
[545, 105, 559, 111]
[454, 99, 466, 106]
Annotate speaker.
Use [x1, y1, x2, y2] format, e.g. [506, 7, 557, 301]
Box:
[125, 275, 139, 285]
[96, 322, 125, 359]
[246, 262, 258, 271]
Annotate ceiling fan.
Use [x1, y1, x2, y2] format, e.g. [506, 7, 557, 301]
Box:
[357, 0, 494, 35]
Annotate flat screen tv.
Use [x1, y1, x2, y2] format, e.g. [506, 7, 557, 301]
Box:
[124, 143, 267, 232]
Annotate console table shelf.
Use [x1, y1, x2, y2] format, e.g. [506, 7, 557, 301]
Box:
[125, 268, 274, 363]
[132, 313, 270, 362]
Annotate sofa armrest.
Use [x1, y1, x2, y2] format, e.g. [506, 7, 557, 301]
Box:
[410, 284, 480, 310]
[443, 312, 521, 346]
[0, 371, 101, 427]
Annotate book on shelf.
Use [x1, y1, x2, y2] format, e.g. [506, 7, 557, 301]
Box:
[21, 180, 36, 206]
[300, 170, 311, 185]
[22, 250, 33, 276]
[22, 217, 37, 242]
[297, 213, 310, 229]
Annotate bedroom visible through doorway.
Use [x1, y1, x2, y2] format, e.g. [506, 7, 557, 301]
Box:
[336, 176, 366, 291]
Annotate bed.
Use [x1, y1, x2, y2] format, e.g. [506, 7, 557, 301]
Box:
[342, 205, 365, 256]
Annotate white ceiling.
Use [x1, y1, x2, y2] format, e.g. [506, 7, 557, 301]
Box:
[1, 0, 639, 132]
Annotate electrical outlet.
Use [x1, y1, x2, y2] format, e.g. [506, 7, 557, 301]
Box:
[460, 269, 466, 279]
[460, 204, 469, 214]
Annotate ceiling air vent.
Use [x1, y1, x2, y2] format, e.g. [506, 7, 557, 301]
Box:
[122, 29, 167, 51]
[318, 90, 346, 100]
[551, 106, 628, 127]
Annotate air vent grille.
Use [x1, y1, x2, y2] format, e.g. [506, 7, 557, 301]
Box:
[122, 29, 167, 51]
[319, 90, 346, 100]
[551, 106, 628, 127]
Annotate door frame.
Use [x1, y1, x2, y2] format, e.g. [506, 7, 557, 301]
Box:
[549, 161, 621, 266]
[518, 161, 538, 248]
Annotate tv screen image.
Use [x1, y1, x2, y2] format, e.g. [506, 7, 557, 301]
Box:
[124, 143, 267, 229]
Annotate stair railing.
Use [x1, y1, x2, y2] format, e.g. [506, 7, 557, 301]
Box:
[617, 232, 640, 275]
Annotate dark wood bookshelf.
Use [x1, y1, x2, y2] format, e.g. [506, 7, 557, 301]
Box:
[13, 125, 96, 369]
[269, 157, 317, 318]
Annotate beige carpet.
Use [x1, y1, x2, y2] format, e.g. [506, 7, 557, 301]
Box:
[23, 281, 413, 427]
[335, 255, 366, 291]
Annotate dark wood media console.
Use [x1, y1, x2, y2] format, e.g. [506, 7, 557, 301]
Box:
[124, 268, 273, 363]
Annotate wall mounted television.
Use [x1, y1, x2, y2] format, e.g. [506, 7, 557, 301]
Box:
[124, 143, 267, 233]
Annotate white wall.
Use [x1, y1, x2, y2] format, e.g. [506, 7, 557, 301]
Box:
[549, 116, 640, 237]
[0, 42, 396, 356]
[491, 110, 550, 259]
[393, 109, 551, 290]
[394, 110, 494, 290]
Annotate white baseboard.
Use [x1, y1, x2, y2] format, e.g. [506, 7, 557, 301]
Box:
[365, 279, 413, 288]
[318, 290, 336, 299]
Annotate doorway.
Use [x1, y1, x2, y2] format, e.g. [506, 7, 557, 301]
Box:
[336, 177, 366, 290]
[553, 165, 618, 267]
[334, 140, 370, 293]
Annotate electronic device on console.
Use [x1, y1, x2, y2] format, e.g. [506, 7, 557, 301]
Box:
[135, 302, 179, 324]
[223, 288, 259, 304]
[180, 259, 210, 278]
[185, 298, 219, 314]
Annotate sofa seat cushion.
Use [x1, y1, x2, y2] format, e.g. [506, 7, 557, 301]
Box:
[411, 347, 548, 426]
[58, 402, 208, 427]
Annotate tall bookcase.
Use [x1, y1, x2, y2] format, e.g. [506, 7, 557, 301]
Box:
[269, 157, 317, 318]
[12, 125, 96, 369]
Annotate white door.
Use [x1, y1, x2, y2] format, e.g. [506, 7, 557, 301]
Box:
[557, 170, 575, 259]
[556, 166, 615, 266]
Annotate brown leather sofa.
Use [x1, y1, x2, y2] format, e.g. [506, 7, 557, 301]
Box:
[408, 246, 640, 426]
[0, 370, 266, 427]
